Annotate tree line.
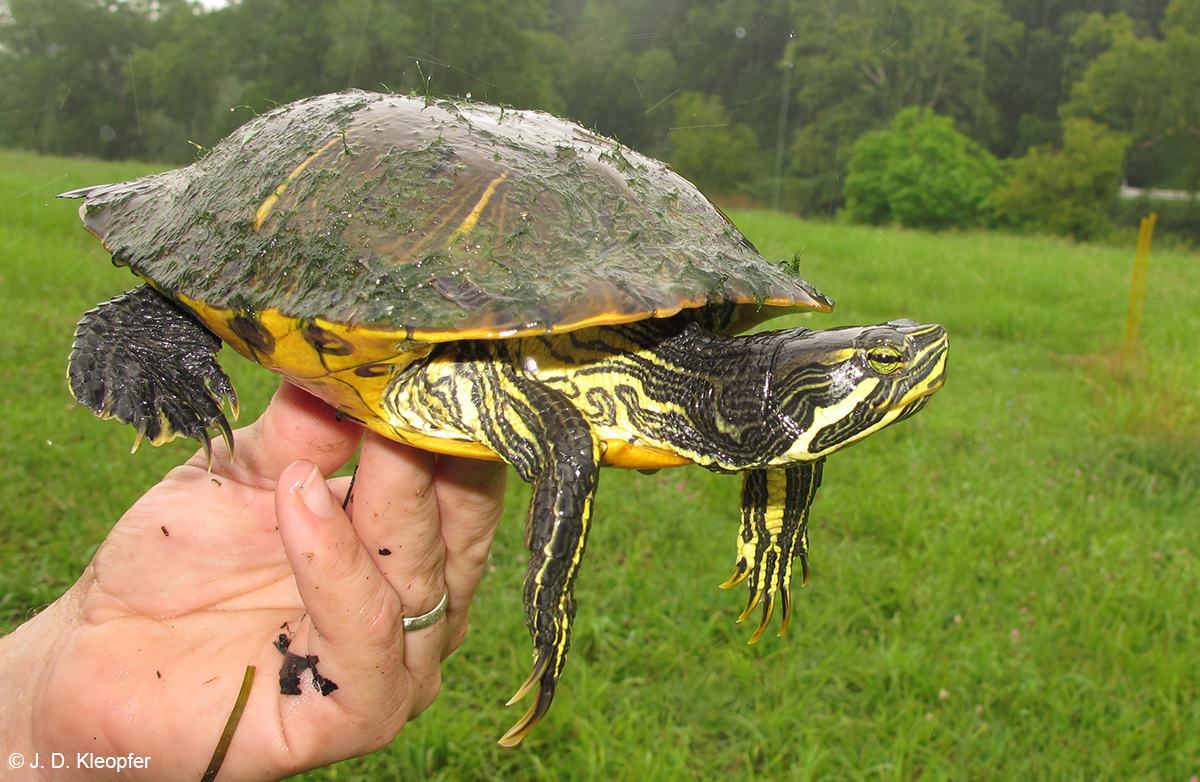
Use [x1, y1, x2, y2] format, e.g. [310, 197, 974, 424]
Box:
[0, 0, 1194, 229]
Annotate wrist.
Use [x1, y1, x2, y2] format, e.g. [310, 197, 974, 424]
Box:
[0, 581, 106, 782]
[1, 603, 66, 779]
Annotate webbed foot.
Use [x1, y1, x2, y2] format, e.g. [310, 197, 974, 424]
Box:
[69, 285, 237, 462]
[721, 460, 823, 643]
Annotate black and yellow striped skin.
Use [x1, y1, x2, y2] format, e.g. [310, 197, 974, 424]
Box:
[723, 462, 823, 644]
[178, 291, 700, 469]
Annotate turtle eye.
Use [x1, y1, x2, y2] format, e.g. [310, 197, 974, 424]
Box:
[867, 345, 904, 375]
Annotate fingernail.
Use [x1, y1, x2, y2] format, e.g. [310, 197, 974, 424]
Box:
[294, 462, 336, 518]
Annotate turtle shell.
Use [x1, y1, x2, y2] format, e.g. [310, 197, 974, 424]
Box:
[67, 90, 832, 341]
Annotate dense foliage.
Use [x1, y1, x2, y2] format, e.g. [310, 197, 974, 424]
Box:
[0, 0, 1195, 235]
[666, 91, 762, 197]
[843, 107, 1003, 230]
[993, 117, 1131, 240]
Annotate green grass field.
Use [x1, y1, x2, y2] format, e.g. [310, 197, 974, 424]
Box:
[3, 147, 1199, 781]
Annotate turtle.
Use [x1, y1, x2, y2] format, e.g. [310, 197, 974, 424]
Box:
[62, 90, 948, 747]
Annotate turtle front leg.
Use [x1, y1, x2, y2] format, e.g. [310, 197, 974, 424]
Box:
[721, 459, 824, 643]
[457, 369, 601, 747]
[69, 285, 237, 460]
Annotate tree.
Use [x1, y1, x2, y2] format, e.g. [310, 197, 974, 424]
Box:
[843, 106, 1003, 229]
[669, 0, 794, 152]
[0, 0, 162, 159]
[990, 1, 1170, 158]
[785, 0, 1021, 215]
[666, 91, 762, 197]
[1064, 0, 1200, 188]
[369, 0, 564, 111]
[553, 0, 680, 153]
[127, 3, 233, 162]
[992, 117, 1130, 239]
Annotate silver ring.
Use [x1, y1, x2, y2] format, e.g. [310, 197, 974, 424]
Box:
[402, 593, 448, 632]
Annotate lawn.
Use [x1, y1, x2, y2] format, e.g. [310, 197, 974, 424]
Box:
[2, 147, 1198, 781]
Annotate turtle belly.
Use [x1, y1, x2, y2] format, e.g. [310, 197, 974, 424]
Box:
[174, 293, 502, 459]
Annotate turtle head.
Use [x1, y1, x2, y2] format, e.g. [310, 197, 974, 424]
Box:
[770, 319, 948, 461]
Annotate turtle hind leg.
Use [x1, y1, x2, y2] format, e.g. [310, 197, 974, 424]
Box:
[440, 358, 599, 746]
[497, 379, 600, 746]
[724, 459, 824, 643]
[69, 285, 237, 459]
[390, 343, 601, 745]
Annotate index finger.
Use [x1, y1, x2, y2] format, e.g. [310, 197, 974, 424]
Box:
[224, 382, 364, 484]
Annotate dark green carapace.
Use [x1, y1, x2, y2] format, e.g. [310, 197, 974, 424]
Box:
[66, 91, 829, 336]
[63, 91, 949, 747]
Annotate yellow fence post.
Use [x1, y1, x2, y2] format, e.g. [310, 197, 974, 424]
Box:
[1122, 213, 1157, 358]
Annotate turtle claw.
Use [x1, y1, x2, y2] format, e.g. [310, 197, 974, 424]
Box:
[737, 587, 764, 623]
[215, 413, 236, 462]
[499, 653, 556, 747]
[730, 463, 822, 642]
[225, 390, 241, 422]
[498, 681, 556, 748]
[131, 422, 148, 454]
[777, 589, 793, 637]
[719, 561, 749, 589]
[747, 591, 777, 645]
[505, 652, 549, 707]
[198, 428, 214, 468]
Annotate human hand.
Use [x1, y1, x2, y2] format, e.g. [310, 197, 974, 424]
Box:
[0, 382, 507, 781]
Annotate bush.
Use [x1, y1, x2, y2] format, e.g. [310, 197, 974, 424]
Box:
[843, 107, 1003, 230]
[993, 117, 1131, 241]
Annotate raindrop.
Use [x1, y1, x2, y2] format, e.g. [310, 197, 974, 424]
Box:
[99, 126, 116, 142]
[735, 26, 746, 38]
